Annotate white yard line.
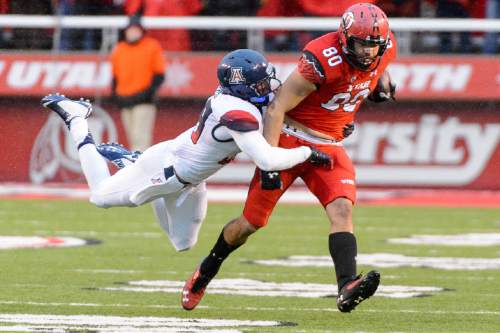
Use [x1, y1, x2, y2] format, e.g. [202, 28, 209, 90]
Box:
[0, 314, 285, 333]
[0, 301, 498, 317]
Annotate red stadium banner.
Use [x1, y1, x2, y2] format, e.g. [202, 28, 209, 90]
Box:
[1, 102, 499, 189]
[0, 53, 499, 100]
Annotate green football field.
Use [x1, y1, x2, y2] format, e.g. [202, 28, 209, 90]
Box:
[0, 199, 499, 332]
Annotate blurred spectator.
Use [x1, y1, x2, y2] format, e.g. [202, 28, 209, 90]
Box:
[110, 16, 166, 151]
[483, 0, 499, 53]
[298, 0, 374, 16]
[0, 0, 8, 48]
[258, 0, 304, 51]
[7, 0, 52, 49]
[376, 0, 421, 17]
[297, 1, 375, 47]
[435, 0, 472, 53]
[124, 0, 202, 51]
[192, 0, 261, 51]
[57, 0, 120, 51]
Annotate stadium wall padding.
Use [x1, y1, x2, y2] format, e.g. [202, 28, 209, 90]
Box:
[3, 99, 499, 189]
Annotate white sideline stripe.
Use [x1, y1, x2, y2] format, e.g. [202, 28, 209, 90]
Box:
[0, 183, 396, 204]
[0, 305, 498, 317]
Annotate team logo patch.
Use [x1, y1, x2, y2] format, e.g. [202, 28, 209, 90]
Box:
[0, 236, 100, 250]
[229, 67, 245, 84]
[342, 12, 355, 30]
[150, 177, 163, 184]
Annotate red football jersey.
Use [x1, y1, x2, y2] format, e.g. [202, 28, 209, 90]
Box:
[287, 31, 397, 141]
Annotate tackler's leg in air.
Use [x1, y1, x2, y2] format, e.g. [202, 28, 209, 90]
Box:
[41, 94, 186, 208]
[97, 142, 209, 252]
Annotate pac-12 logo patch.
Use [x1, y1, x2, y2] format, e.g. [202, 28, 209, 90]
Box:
[229, 67, 245, 84]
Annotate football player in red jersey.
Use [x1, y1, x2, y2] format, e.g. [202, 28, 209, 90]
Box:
[182, 3, 397, 312]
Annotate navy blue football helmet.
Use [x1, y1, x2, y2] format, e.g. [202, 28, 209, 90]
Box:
[217, 49, 280, 106]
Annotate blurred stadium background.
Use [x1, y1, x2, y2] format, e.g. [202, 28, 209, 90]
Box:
[0, 0, 499, 202]
[0, 1, 499, 332]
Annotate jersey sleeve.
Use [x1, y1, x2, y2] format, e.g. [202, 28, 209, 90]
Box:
[228, 129, 311, 171]
[299, 33, 343, 85]
[219, 110, 260, 132]
[297, 51, 326, 85]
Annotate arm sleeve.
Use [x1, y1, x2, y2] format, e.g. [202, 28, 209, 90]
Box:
[297, 50, 326, 86]
[228, 129, 311, 171]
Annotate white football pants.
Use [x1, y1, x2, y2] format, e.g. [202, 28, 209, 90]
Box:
[75, 130, 208, 251]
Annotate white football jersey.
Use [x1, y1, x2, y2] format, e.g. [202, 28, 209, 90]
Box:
[169, 92, 263, 184]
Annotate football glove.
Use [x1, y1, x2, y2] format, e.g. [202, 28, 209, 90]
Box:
[261, 170, 282, 190]
[343, 122, 355, 138]
[368, 81, 396, 103]
[308, 148, 333, 169]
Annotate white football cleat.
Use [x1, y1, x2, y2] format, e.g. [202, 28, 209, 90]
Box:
[41, 93, 92, 127]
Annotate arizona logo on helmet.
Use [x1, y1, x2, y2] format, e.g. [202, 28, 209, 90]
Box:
[229, 67, 245, 84]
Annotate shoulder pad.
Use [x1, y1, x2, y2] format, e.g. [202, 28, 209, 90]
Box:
[220, 110, 259, 132]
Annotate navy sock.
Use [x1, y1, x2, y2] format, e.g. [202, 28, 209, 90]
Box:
[77, 133, 95, 150]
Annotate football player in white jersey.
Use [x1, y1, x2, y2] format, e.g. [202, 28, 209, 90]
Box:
[41, 49, 331, 252]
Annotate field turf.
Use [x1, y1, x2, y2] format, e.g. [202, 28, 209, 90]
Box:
[0, 199, 499, 332]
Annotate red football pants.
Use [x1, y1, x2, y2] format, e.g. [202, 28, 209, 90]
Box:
[243, 133, 356, 228]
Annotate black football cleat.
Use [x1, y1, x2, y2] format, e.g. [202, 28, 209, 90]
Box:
[337, 270, 380, 313]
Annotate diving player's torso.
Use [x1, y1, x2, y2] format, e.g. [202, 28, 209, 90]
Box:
[169, 93, 263, 184]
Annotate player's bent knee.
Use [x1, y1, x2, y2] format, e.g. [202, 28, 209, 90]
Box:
[235, 215, 258, 234]
[242, 209, 268, 229]
[327, 197, 353, 224]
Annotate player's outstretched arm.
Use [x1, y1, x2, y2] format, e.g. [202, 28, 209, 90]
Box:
[230, 129, 331, 171]
[264, 69, 316, 146]
[230, 129, 310, 171]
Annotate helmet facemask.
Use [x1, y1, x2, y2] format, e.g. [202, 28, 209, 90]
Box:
[344, 35, 388, 70]
[248, 65, 282, 106]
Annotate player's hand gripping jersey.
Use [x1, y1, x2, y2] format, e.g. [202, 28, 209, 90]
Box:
[288, 31, 397, 141]
[171, 91, 312, 185]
